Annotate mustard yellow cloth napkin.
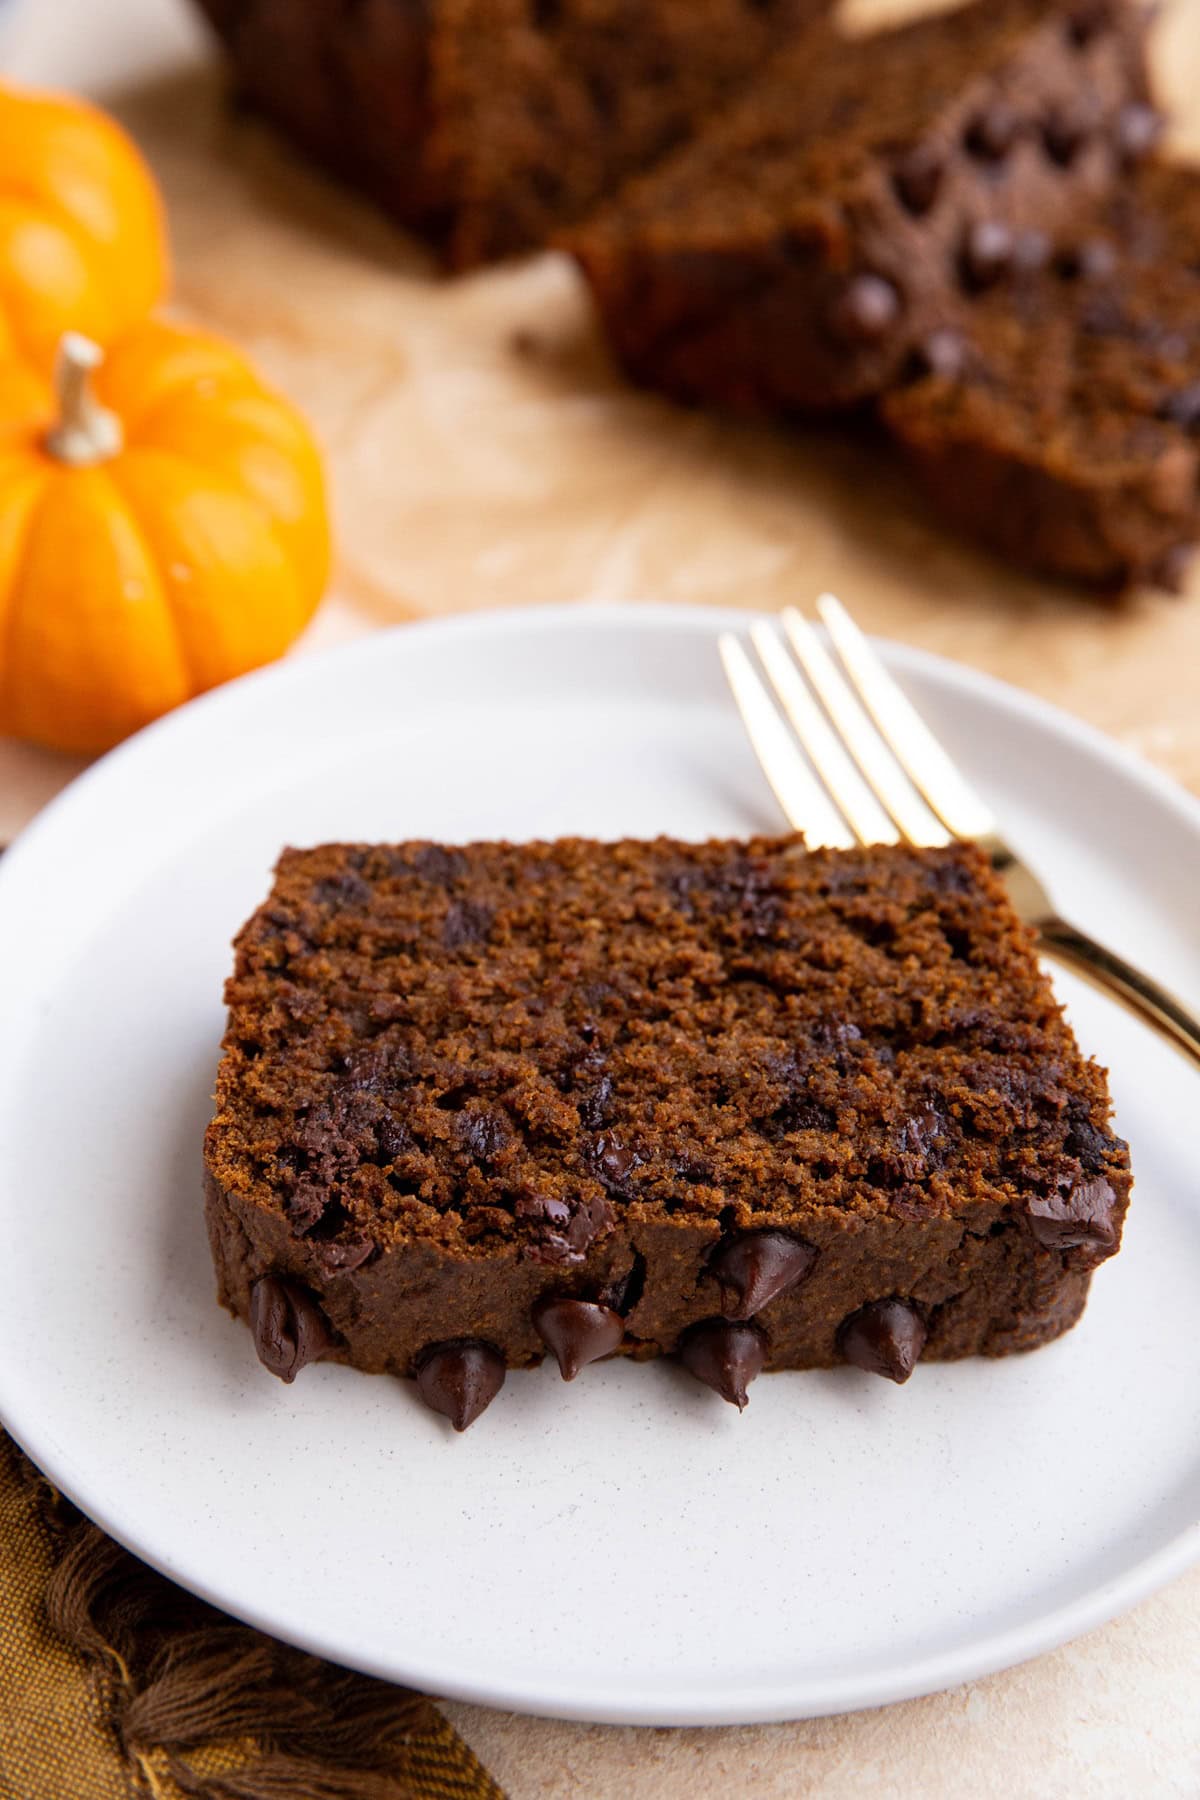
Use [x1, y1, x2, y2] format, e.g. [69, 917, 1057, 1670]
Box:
[0, 1431, 505, 1800]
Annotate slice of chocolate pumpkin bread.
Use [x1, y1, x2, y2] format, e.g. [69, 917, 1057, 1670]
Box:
[881, 163, 1200, 589]
[566, 0, 1154, 412]
[204, 836, 1131, 1428]
[191, 0, 829, 268]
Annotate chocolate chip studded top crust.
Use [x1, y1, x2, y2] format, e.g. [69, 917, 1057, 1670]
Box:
[205, 835, 1131, 1386]
[881, 163, 1200, 589]
[566, 0, 1151, 411]
[191, 0, 830, 269]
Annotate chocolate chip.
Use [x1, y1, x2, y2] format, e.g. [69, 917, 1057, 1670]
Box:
[594, 1137, 637, 1188]
[1042, 108, 1089, 167]
[892, 144, 944, 216]
[1149, 543, 1195, 594]
[828, 274, 901, 345]
[312, 869, 370, 908]
[965, 103, 1020, 162]
[960, 220, 1014, 291]
[455, 1108, 509, 1163]
[312, 1236, 375, 1274]
[375, 1115, 412, 1163]
[709, 1230, 818, 1320]
[838, 1298, 926, 1383]
[1057, 238, 1118, 281]
[414, 1339, 505, 1430]
[1066, 1, 1111, 46]
[761, 1089, 837, 1140]
[1155, 384, 1200, 431]
[408, 844, 467, 884]
[1116, 103, 1163, 167]
[533, 1296, 625, 1379]
[442, 900, 493, 950]
[911, 328, 968, 381]
[599, 1251, 646, 1317]
[1026, 1177, 1119, 1253]
[518, 1188, 614, 1265]
[1063, 1100, 1124, 1173]
[900, 1105, 945, 1157]
[678, 1319, 767, 1409]
[249, 1275, 336, 1383]
[578, 1072, 614, 1130]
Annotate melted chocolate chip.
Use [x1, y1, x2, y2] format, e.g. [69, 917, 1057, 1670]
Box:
[1026, 1177, 1119, 1252]
[442, 900, 493, 950]
[593, 1136, 637, 1192]
[600, 1251, 646, 1317]
[1066, 1, 1111, 47]
[312, 1237, 376, 1274]
[911, 328, 968, 381]
[414, 1339, 505, 1430]
[828, 274, 901, 345]
[407, 844, 467, 884]
[838, 1298, 926, 1383]
[1063, 1100, 1124, 1174]
[678, 1319, 767, 1409]
[1116, 103, 1163, 167]
[249, 1275, 335, 1383]
[892, 144, 944, 217]
[709, 1230, 818, 1320]
[965, 103, 1020, 162]
[375, 1114, 412, 1163]
[761, 1094, 837, 1140]
[900, 1105, 945, 1160]
[534, 1296, 625, 1379]
[312, 869, 371, 908]
[960, 220, 1014, 291]
[578, 1072, 615, 1130]
[517, 1188, 614, 1265]
[455, 1108, 509, 1163]
[1042, 108, 1089, 167]
[1057, 238, 1118, 282]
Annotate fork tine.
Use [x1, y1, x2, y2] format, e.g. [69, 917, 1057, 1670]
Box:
[781, 608, 950, 848]
[817, 594, 996, 842]
[718, 634, 856, 850]
[749, 621, 899, 847]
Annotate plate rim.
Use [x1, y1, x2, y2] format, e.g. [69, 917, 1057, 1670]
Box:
[1, 599, 1199, 1727]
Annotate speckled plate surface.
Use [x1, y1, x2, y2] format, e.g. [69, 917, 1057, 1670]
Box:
[0, 603, 1197, 1726]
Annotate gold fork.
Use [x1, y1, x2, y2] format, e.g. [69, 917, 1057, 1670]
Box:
[720, 595, 1200, 1069]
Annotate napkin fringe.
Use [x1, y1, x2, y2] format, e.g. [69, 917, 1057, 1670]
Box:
[17, 1452, 504, 1799]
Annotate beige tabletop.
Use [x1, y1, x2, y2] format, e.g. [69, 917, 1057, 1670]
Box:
[5, 1, 1200, 1793]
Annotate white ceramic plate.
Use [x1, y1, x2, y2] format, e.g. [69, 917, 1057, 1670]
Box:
[0, 603, 1198, 1727]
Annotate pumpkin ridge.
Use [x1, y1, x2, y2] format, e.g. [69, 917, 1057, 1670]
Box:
[119, 373, 256, 447]
[0, 466, 50, 725]
[105, 456, 209, 694]
[0, 199, 110, 366]
[107, 448, 308, 684]
[0, 173, 103, 252]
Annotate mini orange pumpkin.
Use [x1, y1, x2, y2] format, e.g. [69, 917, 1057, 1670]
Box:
[0, 83, 169, 369]
[0, 321, 331, 754]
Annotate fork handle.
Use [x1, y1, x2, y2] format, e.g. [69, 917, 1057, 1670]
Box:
[1036, 915, 1200, 1069]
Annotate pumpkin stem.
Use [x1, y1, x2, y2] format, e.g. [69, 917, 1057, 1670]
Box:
[45, 333, 124, 467]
